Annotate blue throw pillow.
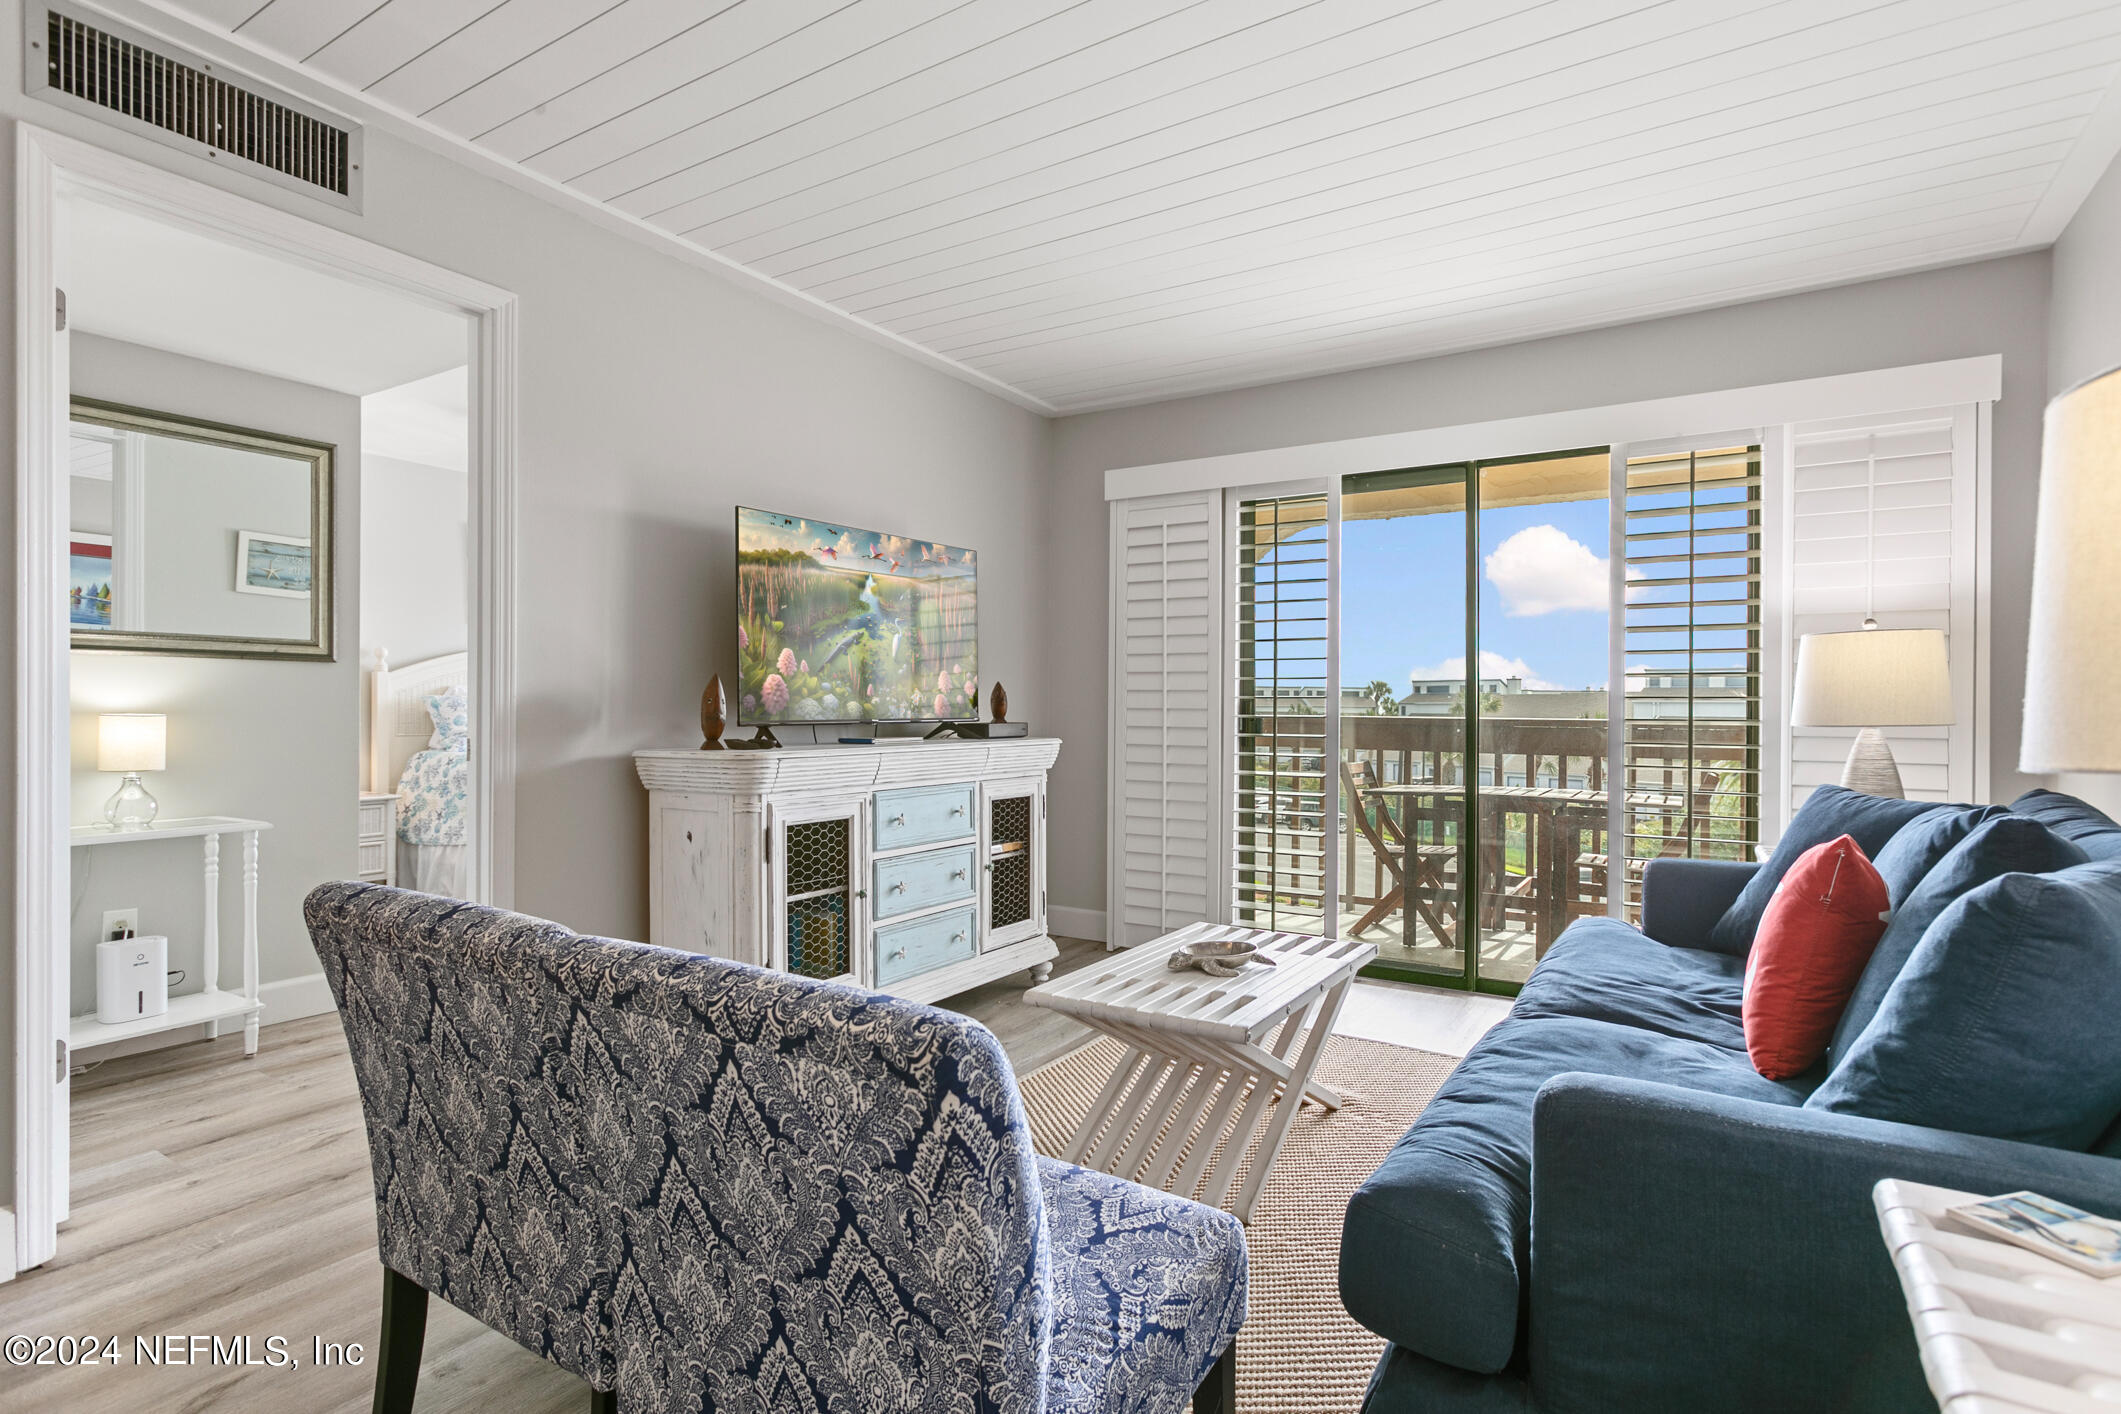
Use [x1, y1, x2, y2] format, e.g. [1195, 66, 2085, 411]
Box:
[1870, 804, 2006, 908]
[2009, 789, 2121, 861]
[1829, 814, 2087, 1064]
[1709, 787, 1946, 954]
[1808, 860, 2121, 1150]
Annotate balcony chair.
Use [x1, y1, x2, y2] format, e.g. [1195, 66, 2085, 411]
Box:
[306, 881, 1247, 1414]
[1341, 757, 1458, 944]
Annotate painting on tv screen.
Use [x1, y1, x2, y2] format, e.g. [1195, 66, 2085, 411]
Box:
[737, 507, 977, 725]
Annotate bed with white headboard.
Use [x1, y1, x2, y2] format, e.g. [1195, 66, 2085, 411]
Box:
[369, 649, 469, 896]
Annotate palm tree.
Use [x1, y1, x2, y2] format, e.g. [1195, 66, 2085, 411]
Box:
[1364, 679, 1396, 714]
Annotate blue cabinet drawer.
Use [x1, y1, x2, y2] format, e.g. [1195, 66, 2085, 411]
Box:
[873, 844, 977, 920]
[874, 905, 977, 986]
[872, 784, 975, 850]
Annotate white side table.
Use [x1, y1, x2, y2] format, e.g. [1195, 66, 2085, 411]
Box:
[357, 791, 398, 885]
[69, 816, 271, 1057]
[1025, 922, 1376, 1221]
[1874, 1178, 2121, 1412]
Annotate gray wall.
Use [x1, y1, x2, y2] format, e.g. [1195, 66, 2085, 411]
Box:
[359, 453, 467, 788]
[1043, 252, 2054, 921]
[66, 333, 360, 1019]
[0, 2, 1048, 1206]
[136, 433, 312, 640]
[2045, 149, 2121, 815]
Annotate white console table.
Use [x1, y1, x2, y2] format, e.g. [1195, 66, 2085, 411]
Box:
[634, 738, 1060, 1005]
[69, 816, 269, 1056]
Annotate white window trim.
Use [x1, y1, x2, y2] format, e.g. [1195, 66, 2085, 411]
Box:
[1107, 356, 1998, 935]
[1102, 358, 2000, 501]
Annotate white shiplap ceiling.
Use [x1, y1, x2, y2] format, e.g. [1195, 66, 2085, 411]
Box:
[133, 0, 2121, 413]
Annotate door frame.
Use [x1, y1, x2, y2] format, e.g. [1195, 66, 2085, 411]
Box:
[11, 122, 520, 1275]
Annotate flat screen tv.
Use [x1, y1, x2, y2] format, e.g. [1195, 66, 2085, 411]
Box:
[736, 507, 977, 725]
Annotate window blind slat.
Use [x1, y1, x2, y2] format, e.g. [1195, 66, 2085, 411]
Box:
[1621, 446, 1766, 901]
[1232, 491, 1331, 934]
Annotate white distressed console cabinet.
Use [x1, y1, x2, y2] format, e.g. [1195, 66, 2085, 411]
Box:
[633, 738, 1060, 1005]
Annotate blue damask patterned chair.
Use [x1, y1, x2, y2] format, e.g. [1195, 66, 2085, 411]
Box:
[306, 882, 1247, 1414]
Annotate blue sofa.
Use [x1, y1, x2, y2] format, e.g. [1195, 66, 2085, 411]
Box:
[1338, 789, 2121, 1414]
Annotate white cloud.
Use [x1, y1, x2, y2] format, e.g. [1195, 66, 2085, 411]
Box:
[1484, 524, 1608, 616]
[1407, 650, 1564, 691]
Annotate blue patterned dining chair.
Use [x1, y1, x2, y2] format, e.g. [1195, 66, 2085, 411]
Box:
[306, 882, 1248, 1414]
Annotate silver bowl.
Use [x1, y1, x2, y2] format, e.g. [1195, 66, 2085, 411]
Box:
[1174, 937, 1276, 967]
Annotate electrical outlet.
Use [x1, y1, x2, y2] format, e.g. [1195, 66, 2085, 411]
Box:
[102, 907, 139, 940]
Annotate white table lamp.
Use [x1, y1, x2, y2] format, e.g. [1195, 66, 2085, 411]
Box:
[98, 712, 166, 830]
[2023, 363, 2121, 774]
[1791, 627, 1952, 797]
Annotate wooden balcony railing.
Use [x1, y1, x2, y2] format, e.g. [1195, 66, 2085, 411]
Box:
[1236, 712, 1760, 959]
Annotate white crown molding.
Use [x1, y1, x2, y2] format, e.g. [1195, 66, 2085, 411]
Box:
[2020, 64, 2121, 247]
[94, 0, 1060, 416]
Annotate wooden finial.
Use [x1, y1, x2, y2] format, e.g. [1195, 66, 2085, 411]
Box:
[701, 673, 728, 750]
[990, 681, 1008, 723]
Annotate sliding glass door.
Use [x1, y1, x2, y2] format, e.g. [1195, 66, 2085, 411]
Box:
[1337, 467, 1469, 978]
[1471, 453, 1613, 986]
[1238, 443, 1760, 993]
[1335, 451, 1610, 989]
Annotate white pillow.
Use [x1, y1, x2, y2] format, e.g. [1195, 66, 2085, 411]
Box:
[425, 687, 469, 749]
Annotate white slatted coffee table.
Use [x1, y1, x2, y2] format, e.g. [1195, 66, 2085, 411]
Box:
[1025, 922, 1377, 1222]
[1874, 1179, 2121, 1413]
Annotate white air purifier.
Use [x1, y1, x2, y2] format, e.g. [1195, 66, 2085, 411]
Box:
[97, 934, 168, 1024]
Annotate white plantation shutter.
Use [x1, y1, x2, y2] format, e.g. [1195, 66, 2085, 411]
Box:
[1620, 445, 1765, 903]
[1108, 492, 1223, 948]
[1231, 492, 1333, 935]
[1783, 407, 1979, 814]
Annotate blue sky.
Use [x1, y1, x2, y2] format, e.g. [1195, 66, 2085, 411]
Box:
[1341, 497, 1611, 692]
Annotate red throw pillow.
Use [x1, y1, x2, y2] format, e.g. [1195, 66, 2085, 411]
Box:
[1742, 834, 1891, 1080]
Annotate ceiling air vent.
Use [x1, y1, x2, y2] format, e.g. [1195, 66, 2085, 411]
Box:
[26, 3, 362, 210]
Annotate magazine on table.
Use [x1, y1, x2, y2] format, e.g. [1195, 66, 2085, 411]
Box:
[1946, 1190, 2121, 1277]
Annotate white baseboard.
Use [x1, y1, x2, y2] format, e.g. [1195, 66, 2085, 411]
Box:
[258, 971, 335, 1024]
[1049, 905, 1107, 944]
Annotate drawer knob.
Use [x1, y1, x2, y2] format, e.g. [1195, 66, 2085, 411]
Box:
[890, 948, 907, 962]
[952, 933, 966, 944]
[889, 815, 906, 826]
[890, 882, 906, 894]
[950, 806, 965, 817]
[952, 869, 967, 881]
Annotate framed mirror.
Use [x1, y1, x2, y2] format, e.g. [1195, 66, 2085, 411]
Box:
[68, 398, 335, 660]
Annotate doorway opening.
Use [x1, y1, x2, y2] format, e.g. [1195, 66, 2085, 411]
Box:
[13, 124, 518, 1276]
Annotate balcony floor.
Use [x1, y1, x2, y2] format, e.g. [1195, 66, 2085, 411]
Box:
[1336, 908, 1538, 987]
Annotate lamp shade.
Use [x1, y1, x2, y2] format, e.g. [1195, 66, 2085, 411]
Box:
[97, 713, 166, 772]
[2022, 363, 2121, 773]
[1791, 629, 1952, 727]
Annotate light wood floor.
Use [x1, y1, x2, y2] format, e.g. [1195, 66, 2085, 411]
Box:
[0, 940, 1110, 1413]
[0, 935, 1490, 1412]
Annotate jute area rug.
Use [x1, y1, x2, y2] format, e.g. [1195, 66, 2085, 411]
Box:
[1018, 1034, 1459, 1414]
